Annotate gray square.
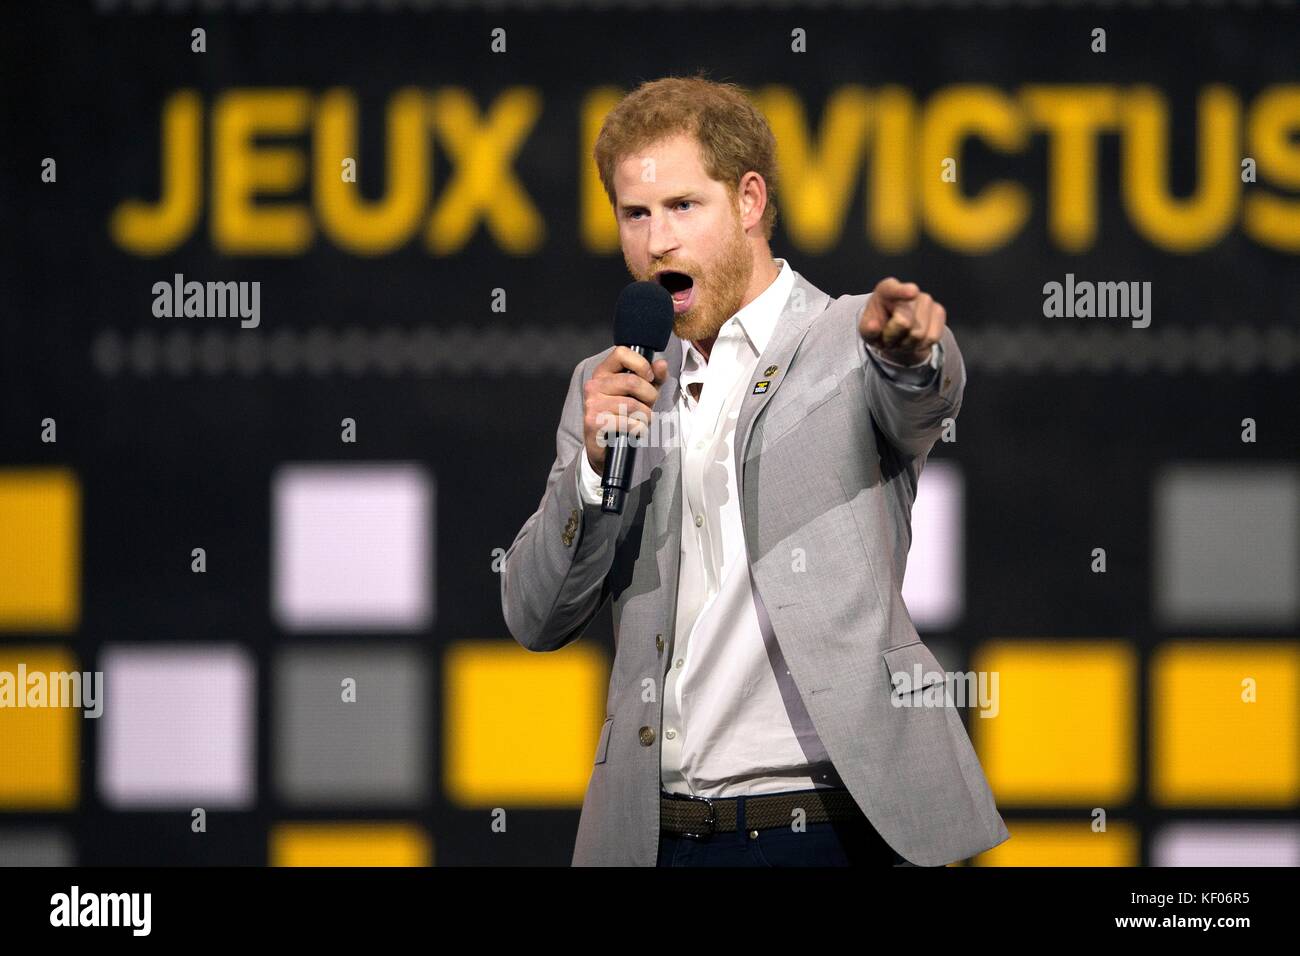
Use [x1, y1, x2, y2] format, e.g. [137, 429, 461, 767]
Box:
[0, 828, 74, 866]
[1154, 464, 1300, 627]
[274, 645, 429, 806]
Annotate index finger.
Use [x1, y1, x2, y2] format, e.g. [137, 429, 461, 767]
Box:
[874, 277, 920, 306]
[595, 345, 654, 382]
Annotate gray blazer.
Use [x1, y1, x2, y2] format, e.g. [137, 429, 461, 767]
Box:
[500, 268, 1010, 866]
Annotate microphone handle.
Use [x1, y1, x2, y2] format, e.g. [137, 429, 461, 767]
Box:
[600, 343, 656, 514]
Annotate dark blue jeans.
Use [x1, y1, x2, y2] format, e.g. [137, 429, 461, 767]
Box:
[657, 788, 910, 867]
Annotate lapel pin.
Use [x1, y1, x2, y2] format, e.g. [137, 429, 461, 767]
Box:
[752, 380, 770, 394]
[764, 364, 779, 376]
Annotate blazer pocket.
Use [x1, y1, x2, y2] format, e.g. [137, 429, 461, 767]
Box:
[593, 715, 614, 764]
[880, 640, 947, 700]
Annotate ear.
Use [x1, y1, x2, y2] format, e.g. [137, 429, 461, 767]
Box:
[737, 171, 767, 232]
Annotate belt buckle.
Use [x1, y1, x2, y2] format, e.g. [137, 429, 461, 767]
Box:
[675, 793, 717, 840]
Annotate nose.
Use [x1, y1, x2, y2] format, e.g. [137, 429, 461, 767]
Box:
[646, 211, 679, 262]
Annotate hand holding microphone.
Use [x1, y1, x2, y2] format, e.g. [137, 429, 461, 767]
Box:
[582, 281, 674, 514]
[582, 348, 668, 472]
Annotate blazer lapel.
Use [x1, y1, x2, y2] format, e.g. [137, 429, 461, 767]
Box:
[733, 271, 831, 491]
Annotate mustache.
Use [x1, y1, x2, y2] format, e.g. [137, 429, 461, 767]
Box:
[646, 266, 698, 281]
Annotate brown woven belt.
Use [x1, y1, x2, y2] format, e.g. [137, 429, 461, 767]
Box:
[660, 788, 865, 839]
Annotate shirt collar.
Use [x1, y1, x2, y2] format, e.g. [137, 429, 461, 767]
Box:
[679, 257, 795, 377]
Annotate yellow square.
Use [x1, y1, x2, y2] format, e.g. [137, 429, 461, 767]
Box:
[0, 468, 80, 631]
[1150, 641, 1300, 807]
[0, 647, 81, 809]
[270, 822, 431, 866]
[972, 640, 1137, 805]
[444, 640, 607, 807]
[974, 821, 1139, 866]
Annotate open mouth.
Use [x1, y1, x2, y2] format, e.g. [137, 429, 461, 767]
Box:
[655, 270, 697, 313]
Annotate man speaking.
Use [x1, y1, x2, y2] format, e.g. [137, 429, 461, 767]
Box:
[500, 74, 1009, 867]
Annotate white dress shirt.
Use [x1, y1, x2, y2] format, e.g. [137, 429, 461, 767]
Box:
[577, 258, 940, 797]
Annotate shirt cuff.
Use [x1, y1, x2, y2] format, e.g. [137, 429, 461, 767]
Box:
[866, 340, 942, 388]
[577, 448, 604, 506]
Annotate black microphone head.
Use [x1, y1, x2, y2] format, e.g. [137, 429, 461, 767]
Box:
[613, 281, 674, 351]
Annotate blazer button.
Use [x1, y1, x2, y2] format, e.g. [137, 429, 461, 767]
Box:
[638, 726, 656, 746]
[655, 634, 664, 652]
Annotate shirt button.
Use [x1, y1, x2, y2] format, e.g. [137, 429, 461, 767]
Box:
[675, 659, 683, 669]
[749, 829, 759, 840]
[695, 439, 705, 450]
[638, 726, 656, 746]
[694, 514, 703, 527]
[665, 729, 676, 740]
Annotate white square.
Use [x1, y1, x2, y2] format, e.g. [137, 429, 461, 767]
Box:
[98, 644, 255, 808]
[903, 459, 964, 630]
[273, 463, 434, 631]
[1151, 822, 1300, 866]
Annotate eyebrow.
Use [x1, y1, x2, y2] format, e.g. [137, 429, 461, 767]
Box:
[620, 193, 699, 214]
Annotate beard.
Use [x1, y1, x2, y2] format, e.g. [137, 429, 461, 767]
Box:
[626, 210, 755, 344]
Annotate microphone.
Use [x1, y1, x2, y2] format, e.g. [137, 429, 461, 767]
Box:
[601, 281, 674, 514]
